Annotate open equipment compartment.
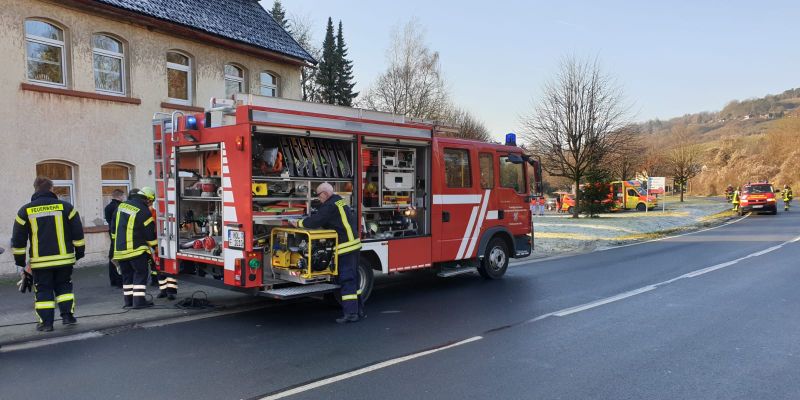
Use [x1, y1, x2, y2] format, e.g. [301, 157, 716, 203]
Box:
[175, 143, 224, 264]
[361, 142, 430, 240]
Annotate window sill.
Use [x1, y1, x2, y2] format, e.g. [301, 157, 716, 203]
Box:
[160, 102, 204, 113]
[20, 83, 142, 105]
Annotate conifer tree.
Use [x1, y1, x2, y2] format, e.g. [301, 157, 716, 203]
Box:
[316, 18, 338, 104]
[269, 0, 290, 33]
[335, 21, 358, 106]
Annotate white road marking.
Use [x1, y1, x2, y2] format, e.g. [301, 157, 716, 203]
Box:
[258, 336, 483, 400]
[552, 286, 657, 317]
[0, 332, 103, 353]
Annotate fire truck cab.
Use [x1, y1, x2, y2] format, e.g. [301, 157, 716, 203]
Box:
[150, 95, 541, 301]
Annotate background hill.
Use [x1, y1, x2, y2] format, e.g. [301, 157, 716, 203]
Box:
[636, 88, 800, 195]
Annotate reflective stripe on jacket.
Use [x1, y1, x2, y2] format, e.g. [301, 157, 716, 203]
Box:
[111, 197, 157, 260]
[11, 191, 84, 268]
[298, 194, 362, 254]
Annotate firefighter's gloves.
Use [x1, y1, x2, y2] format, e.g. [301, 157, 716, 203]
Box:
[75, 246, 85, 261]
[16, 267, 32, 293]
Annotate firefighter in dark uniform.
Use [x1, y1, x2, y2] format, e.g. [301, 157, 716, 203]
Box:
[293, 182, 364, 323]
[782, 184, 793, 212]
[104, 189, 125, 288]
[111, 187, 158, 309]
[11, 177, 84, 332]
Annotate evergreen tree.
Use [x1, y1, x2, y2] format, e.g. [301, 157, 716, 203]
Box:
[269, 0, 290, 33]
[335, 21, 358, 106]
[316, 18, 338, 104]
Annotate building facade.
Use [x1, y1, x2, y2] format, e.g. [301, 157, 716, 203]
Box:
[0, 0, 314, 274]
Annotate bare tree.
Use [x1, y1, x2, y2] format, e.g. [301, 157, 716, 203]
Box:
[606, 125, 644, 180]
[665, 126, 702, 202]
[289, 13, 321, 102]
[520, 56, 629, 218]
[437, 105, 491, 142]
[359, 19, 448, 120]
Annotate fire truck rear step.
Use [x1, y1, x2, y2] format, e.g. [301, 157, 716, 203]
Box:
[259, 283, 340, 300]
[437, 266, 478, 278]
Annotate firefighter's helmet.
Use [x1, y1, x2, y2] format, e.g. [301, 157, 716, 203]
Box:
[140, 186, 156, 201]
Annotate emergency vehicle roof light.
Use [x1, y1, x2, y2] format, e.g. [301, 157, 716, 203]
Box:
[186, 115, 198, 130]
[505, 133, 517, 146]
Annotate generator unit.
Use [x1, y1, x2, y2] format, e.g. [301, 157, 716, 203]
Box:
[269, 228, 338, 281]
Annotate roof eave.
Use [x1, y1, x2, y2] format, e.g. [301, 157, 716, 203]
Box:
[52, 0, 312, 66]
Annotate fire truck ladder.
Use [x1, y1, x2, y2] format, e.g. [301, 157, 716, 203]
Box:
[152, 112, 178, 259]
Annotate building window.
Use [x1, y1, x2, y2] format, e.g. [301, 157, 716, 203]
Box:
[224, 64, 246, 98]
[101, 163, 131, 207]
[25, 19, 66, 86]
[36, 162, 75, 204]
[479, 153, 495, 189]
[259, 71, 278, 97]
[499, 156, 525, 193]
[93, 34, 125, 95]
[167, 51, 191, 104]
[444, 149, 472, 188]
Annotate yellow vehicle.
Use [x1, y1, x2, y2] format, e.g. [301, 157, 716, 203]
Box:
[610, 181, 658, 211]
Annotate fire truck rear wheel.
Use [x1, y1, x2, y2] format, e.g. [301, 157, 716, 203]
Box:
[478, 238, 509, 280]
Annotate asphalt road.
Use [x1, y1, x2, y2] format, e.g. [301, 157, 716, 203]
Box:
[2, 210, 800, 400]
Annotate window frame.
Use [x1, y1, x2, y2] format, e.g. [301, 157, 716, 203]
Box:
[36, 161, 76, 204]
[259, 71, 279, 97]
[443, 148, 473, 189]
[224, 63, 246, 98]
[25, 19, 67, 88]
[166, 51, 192, 105]
[92, 33, 125, 96]
[101, 163, 132, 209]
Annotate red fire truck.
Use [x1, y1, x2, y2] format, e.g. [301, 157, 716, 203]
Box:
[151, 95, 542, 301]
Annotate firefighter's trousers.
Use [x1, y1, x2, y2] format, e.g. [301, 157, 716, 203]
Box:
[338, 251, 363, 316]
[120, 254, 149, 307]
[785, 199, 791, 211]
[33, 265, 75, 325]
[157, 273, 178, 296]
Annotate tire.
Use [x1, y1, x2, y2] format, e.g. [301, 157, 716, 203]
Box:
[636, 203, 646, 212]
[327, 256, 375, 305]
[567, 206, 574, 215]
[477, 238, 509, 280]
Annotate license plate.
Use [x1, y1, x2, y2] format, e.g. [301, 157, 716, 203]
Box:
[228, 229, 245, 249]
[752, 205, 763, 209]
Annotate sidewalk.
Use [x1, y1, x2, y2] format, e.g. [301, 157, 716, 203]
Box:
[0, 263, 271, 348]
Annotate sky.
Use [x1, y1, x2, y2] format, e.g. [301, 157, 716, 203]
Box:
[262, 1, 800, 141]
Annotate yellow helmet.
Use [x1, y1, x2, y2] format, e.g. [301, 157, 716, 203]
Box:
[140, 186, 156, 201]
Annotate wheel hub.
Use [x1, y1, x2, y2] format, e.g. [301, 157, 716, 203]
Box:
[489, 246, 506, 271]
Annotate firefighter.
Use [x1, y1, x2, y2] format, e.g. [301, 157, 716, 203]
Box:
[104, 189, 125, 288]
[732, 187, 740, 212]
[148, 205, 178, 300]
[292, 183, 363, 323]
[11, 177, 84, 332]
[782, 184, 793, 212]
[537, 196, 546, 216]
[111, 187, 158, 309]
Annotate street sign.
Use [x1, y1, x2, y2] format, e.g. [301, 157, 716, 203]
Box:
[648, 177, 666, 194]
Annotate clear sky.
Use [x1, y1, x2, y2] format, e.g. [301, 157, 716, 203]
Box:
[263, 1, 799, 141]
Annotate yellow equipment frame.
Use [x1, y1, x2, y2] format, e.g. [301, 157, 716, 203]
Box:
[269, 227, 338, 279]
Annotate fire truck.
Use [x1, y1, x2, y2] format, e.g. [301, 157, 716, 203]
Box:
[150, 94, 542, 301]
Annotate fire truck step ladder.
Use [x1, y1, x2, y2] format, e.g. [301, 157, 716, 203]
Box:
[152, 112, 176, 258]
[259, 283, 340, 300]
[437, 266, 478, 278]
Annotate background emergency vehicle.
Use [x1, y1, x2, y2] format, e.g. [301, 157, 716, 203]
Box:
[150, 95, 542, 301]
[609, 180, 658, 211]
[738, 182, 777, 216]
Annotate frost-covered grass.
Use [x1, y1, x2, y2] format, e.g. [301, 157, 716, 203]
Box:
[527, 196, 733, 259]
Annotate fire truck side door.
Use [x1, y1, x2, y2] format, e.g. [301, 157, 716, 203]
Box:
[433, 145, 480, 261]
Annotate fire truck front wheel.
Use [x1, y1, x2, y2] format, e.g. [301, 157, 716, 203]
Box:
[478, 238, 509, 280]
